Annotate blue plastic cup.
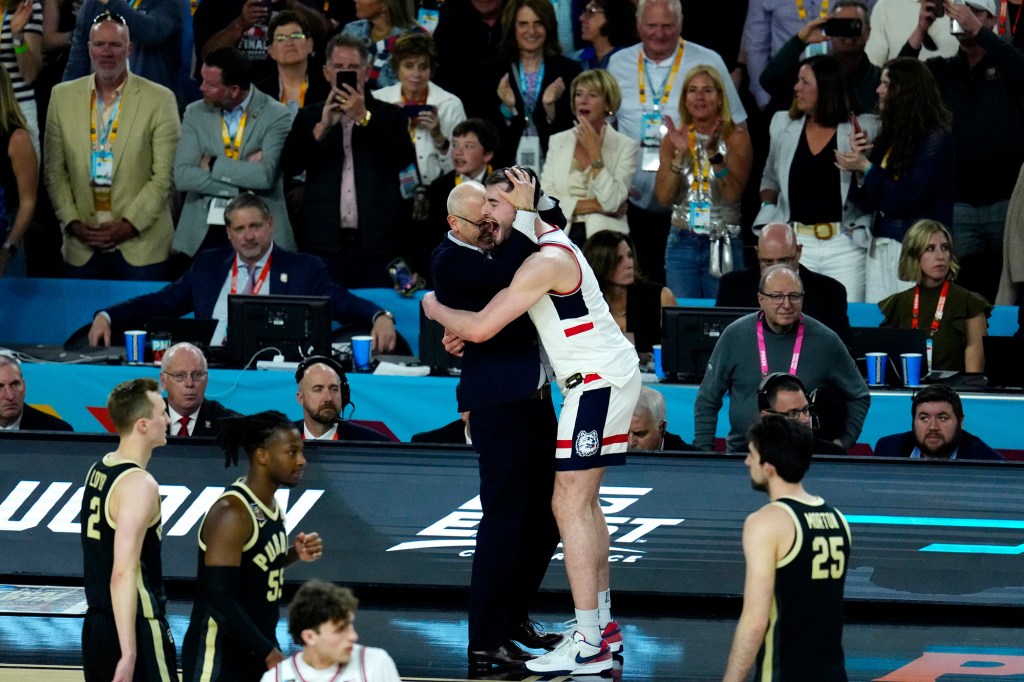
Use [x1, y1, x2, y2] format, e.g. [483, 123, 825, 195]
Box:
[902, 353, 922, 386]
[351, 335, 373, 371]
[125, 330, 147, 365]
[652, 344, 665, 380]
[865, 352, 887, 386]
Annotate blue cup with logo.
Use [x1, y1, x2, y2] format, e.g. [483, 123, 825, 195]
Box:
[901, 353, 922, 386]
[125, 330, 146, 365]
[865, 352, 886, 386]
[652, 344, 665, 380]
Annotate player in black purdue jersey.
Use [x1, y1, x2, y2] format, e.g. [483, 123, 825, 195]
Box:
[181, 411, 323, 681]
[723, 415, 852, 682]
[80, 377, 177, 682]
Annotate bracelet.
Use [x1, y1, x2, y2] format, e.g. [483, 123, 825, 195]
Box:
[14, 44, 28, 55]
[499, 103, 516, 120]
[761, 200, 776, 208]
[514, 206, 537, 213]
[714, 166, 730, 179]
[670, 162, 685, 174]
[863, 163, 873, 176]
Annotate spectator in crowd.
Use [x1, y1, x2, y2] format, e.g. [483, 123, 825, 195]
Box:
[755, 54, 877, 302]
[411, 411, 472, 444]
[0, 354, 73, 431]
[900, 0, 1024, 268]
[432, 0, 503, 107]
[161, 343, 239, 438]
[655, 64, 751, 298]
[64, 0, 182, 98]
[282, 34, 416, 289]
[582, 230, 675, 359]
[757, 372, 847, 454]
[255, 11, 329, 119]
[192, 0, 326, 82]
[1, 0, 42, 152]
[541, 69, 637, 246]
[878, 220, 990, 373]
[476, 0, 581, 168]
[609, 0, 746, 287]
[874, 384, 1002, 459]
[836, 57, 953, 303]
[717, 223, 851, 342]
[0, 65, 37, 278]
[374, 33, 466, 187]
[44, 15, 180, 280]
[293, 356, 390, 442]
[85, 193, 398, 351]
[694, 265, 870, 452]
[997, 164, 1024, 305]
[260, 580, 401, 682]
[340, 0, 425, 90]
[174, 47, 296, 261]
[628, 386, 696, 451]
[571, 0, 637, 70]
[866, 0, 958, 66]
[760, 0, 881, 114]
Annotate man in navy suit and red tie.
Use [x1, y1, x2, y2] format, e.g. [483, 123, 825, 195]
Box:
[86, 193, 398, 352]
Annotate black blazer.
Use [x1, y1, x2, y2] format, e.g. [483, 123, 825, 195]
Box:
[874, 430, 1003, 460]
[411, 418, 468, 444]
[180, 400, 241, 438]
[474, 55, 582, 168]
[662, 431, 697, 452]
[18, 404, 74, 432]
[292, 419, 392, 442]
[715, 263, 852, 343]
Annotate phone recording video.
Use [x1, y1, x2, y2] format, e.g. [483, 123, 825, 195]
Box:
[335, 70, 358, 91]
[823, 17, 863, 37]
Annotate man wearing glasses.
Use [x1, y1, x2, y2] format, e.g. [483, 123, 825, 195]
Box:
[694, 264, 869, 452]
[757, 372, 847, 455]
[160, 343, 239, 437]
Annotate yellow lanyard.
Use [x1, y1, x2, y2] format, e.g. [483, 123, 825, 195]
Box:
[637, 38, 685, 111]
[90, 90, 122, 152]
[279, 77, 308, 107]
[220, 111, 248, 160]
[454, 164, 492, 185]
[132, 0, 142, 8]
[687, 125, 711, 195]
[794, 0, 828, 22]
[190, 0, 197, 15]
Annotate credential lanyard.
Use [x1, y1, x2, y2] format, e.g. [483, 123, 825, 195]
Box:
[757, 314, 805, 377]
[221, 111, 248, 160]
[90, 90, 122, 152]
[794, 0, 828, 22]
[911, 279, 949, 337]
[230, 252, 272, 295]
[637, 38, 685, 111]
[517, 61, 545, 125]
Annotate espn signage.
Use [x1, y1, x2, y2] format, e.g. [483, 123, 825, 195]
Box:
[0, 432, 1022, 606]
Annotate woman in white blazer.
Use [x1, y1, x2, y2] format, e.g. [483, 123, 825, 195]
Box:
[755, 55, 879, 302]
[374, 33, 466, 186]
[540, 69, 638, 245]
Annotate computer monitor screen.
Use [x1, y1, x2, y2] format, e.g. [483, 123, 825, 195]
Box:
[227, 294, 332, 365]
[661, 306, 753, 382]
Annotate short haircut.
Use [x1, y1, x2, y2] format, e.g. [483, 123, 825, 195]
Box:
[636, 0, 682, 25]
[747, 414, 814, 483]
[570, 69, 622, 116]
[216, 411, 296, 468]
[832, 0, 869, 23]
[163, 342, 208, 370]
[288, 580, 359, 645]
[390, 32, 438, 73]
[789, 55, 859, 125]
[911, 384, 964, 421]
[632, 386, 666, 423]
[224, 192, 271, 226]
[500, 0, 562, 60]
[204, 47, 253, 90]
[0, 353, 22, 374]
[452, 118, 500, 154]
[108, 378, 160, 435]
[757, 373, 806, 412]
[326, 34, 369, 65]
[898, 219, 960, 283]
[446, 180, 485, 216]
[268, 10, 311, 42]
[759, 263, 803, 293]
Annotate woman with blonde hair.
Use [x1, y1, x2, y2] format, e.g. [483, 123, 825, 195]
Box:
[878, 220, 990, 373]
[540, 69, 638, 245]
[655, 64, 752, 298]
[0, 65, 37, 277]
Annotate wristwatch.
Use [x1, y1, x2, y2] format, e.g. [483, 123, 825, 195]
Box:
[708, 152, 724, 165]
[357, 110, 372, 127]
[372, 309, 394, 325]
[590, 158, 605, 170]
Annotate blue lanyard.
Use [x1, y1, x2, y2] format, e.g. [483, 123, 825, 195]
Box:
[517, 61, 545, 124]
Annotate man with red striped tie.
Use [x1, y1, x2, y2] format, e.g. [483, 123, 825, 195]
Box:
[423, 167, 641, 677]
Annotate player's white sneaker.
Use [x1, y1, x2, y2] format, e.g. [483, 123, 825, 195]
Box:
[524, 630, 613, 675]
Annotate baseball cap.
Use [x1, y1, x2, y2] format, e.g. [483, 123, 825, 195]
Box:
[963, 0, 997, 15]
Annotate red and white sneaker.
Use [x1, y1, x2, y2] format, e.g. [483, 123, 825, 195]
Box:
[602, 620, 623, 653]
[524, 630, 613, 675]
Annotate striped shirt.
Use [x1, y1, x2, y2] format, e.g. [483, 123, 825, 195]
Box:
[0, 1, 42, 104]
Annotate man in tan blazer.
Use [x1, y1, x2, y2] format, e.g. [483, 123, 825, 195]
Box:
[44, 14, 180, 280]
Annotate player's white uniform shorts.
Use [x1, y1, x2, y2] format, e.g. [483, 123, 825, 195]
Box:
[555, 367, 642, 471]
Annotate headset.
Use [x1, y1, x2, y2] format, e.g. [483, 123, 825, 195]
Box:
[757, 372, 807, 412]
[294, 355, 351, 414]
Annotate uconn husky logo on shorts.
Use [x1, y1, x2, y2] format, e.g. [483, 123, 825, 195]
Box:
[575, 430, 600, 457]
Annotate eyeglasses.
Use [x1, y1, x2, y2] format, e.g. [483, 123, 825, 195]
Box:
[92, 10, 127, 25]
[273, 32, 307, 42]
[453, 215, 492, 229]
[583, 4, 605, 14]
[758, 291, 804, 305]
[162, 371, 208, 383]
[765, 405, 813, 420]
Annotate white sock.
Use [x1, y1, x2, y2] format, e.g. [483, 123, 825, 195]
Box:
[573, 608, 600, 644]
[597, 589, 612, 629]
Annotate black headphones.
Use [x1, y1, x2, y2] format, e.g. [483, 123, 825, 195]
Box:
[757, 372, 806, 412]
[294, 355, 351, 413]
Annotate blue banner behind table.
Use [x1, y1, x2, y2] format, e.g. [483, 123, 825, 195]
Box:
[0, 432, 1022, 606]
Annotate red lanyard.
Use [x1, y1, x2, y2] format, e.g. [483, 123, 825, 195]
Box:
[911, 280, 949, 337]
[230, 253, 272, 295]
[756, 314, 805, 377]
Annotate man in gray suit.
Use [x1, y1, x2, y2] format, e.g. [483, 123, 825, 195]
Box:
[173, 46, 295, 260]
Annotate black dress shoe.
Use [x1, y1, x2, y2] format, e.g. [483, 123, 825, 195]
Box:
[467, 640, 535, 669]
[509, 619, 563, 650]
